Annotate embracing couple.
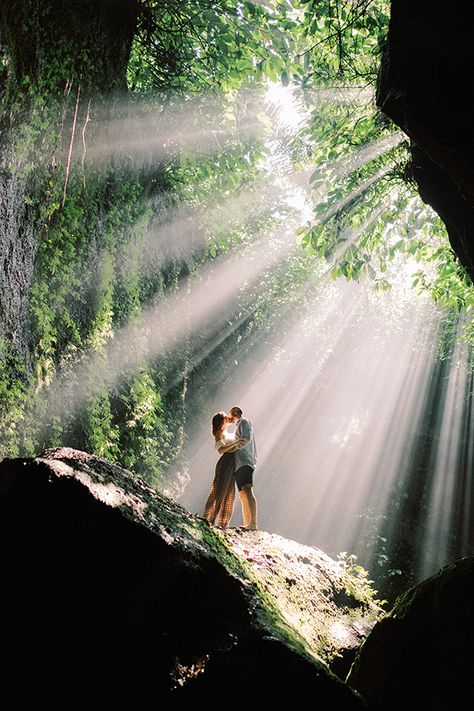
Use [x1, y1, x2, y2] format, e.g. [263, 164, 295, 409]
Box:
[203, 405, 258, 531]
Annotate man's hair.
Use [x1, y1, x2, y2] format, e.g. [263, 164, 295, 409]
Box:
[230, 406, 243, 418]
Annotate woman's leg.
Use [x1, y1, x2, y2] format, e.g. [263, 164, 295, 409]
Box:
[205, 453, 235, 527]
[203, 483, 218, 524]
[216, 454, 236, 528]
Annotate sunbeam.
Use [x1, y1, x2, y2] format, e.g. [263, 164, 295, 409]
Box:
[39, 215, 301, 422]
[81, 91, 267, 167]
[317, 164, 393, 223]
[175, 255, 461, 593]
[303, 87, 375, 105]
[138, 181, 287, 273]
[416, 324, 474, 578]
[325, 131, 406, 182]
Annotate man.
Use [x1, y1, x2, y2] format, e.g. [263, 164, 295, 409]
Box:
[228, 405, 258, 531]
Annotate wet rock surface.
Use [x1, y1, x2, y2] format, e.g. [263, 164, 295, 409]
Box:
[0, 447, 378, 707]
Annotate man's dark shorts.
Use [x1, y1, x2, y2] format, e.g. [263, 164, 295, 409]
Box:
[234, 465, 254, 491]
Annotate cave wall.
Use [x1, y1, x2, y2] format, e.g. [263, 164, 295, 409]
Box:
[377, 0, 474, 280]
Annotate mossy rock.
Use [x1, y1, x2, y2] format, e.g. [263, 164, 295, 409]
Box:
[0, 446, 382, 706]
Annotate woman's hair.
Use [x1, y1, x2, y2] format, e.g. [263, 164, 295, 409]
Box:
[212, 411, 226, 441]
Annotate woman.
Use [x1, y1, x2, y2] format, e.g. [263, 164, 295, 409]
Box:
[203, 411, 244, 529]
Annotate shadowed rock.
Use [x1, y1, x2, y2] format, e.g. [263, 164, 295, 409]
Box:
[347, 556, 474, 710]
[377, 0, 474, 280]
[0, 447, 381, 707]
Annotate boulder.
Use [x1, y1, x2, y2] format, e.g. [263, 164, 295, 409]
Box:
[223, 529, 383, 680]
[0, 447, 381, 707]
[347, 556, 474, 709]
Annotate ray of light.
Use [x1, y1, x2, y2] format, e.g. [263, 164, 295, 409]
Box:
[303, 87, 375, 104]
[137, 181, 288, 273]
[174, 251, 469, 595]
[317, 164, 393, 223]
[82, 91, 267, 167]
[325, 131, 406, 182]
[416, 325, 474, 578]
[39, 217, 301, 423]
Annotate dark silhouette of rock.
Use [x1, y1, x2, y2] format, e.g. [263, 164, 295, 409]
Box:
[0, 447, 378, 708]
[347, 556, 474, 709]
[377, 0, 474, 280]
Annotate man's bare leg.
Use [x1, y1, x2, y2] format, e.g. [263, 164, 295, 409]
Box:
[239, 485, 257, 530]
[238, 488, 250, 526]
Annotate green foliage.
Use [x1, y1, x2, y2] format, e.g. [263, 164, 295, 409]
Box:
[129, 0, 297, 94]
[293, 72, 474, 338]
[337, 551, 387, 606]
[2, 0, 474, 487]
[81, 386, 121, 462]
[0, 338, 28, 457]
[127, 0, 391, 96]
[116, 368, 174, 482]
[299, 0, 390, 83]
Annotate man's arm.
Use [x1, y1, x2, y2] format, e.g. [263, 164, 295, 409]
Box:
[234, 419, 251, 449]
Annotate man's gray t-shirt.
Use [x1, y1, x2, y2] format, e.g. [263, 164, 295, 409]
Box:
[234, 417, 257, 470]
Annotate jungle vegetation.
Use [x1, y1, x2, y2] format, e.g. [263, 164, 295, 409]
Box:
[0, 0, 472, 487]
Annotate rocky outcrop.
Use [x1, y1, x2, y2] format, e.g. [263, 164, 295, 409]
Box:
[377, 0, 474, 280]
[0, 447, 381, 707]
[347, 556, 474, 709]
[224, 529, 382, 680]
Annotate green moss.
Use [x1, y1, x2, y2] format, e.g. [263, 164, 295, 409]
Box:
[0, 87, 186, 478]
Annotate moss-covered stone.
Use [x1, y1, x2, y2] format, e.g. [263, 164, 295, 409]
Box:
[222, 528, 383, 677]
[0, 446, 378, 706]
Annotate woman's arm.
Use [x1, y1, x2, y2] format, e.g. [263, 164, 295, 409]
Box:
[217, 438, 245, 454]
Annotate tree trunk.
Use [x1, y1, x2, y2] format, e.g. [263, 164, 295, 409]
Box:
[0, 0, 139, 98]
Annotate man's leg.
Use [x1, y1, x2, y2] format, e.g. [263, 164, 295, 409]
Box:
[239, 488, 250, 527]
[239, 484, 257, 530]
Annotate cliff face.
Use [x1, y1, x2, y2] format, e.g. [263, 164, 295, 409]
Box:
[0, 2, 178, 464]
[0, 447, 381, 706]
[377, 0, 474, 279]
[0, 146, 37, 360]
